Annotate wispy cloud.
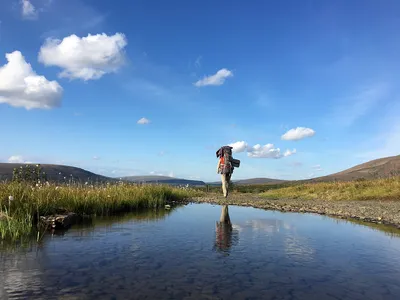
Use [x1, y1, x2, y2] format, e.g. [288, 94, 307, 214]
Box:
[255, 94, 271, 108]
[158, 151, 167, 156]
[21, 0, 54, 20]
[355, 101, 400, 160]
[149, 171, 175, 178]
[194, 68, 233, 87]
[21, 0, 38, 20]
[137, 117, 150, 125]
[124, 78, 172, 99]
[194, 56, 202, 68]
[330, 83, 390, 127]
[39, 0, 107, 39]
[289, 161, 303, 167]
[89, 165, 144, 178]
[81, 14, 106, 30]
[312, 164, 323, 172]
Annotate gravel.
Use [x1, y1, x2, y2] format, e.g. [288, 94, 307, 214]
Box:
[191, 194, 400, 229]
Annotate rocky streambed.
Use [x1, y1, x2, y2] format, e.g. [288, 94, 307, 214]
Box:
[191, 194, 400, 229]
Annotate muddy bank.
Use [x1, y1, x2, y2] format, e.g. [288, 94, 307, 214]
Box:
[191, 194, 400, 229]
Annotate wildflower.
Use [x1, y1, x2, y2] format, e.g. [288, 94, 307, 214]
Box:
[8, 195, 14, 201]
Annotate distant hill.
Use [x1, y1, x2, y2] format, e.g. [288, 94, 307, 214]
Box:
[1, 155, 398, 186]
[234, 178, 287, 185]
[121, 175, 206, 186]
[307, 155, 400, 182]
[207, 155, 400, 185]
[207, 177, 286, 186]
[0, 163, 114, 183]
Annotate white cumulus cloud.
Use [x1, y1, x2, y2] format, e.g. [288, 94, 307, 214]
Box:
[0, 51, 63, 110]
[137, 117, 150, 125]
[21, 0, 38, 20]
[227, 141, 296, 159]
[38, 33, 128, 81]
[247, 144, 296, 159]
[228, 141, 249, 153]
[281, 127, 316, 141]
[194, 68, 233, 87]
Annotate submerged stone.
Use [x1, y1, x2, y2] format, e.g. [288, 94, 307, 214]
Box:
[39, 212, 79, 230]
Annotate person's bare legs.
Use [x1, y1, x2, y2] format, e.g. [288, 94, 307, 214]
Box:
[221, 173, 232, 198]
[221, 174, 227, 197]
[219, 204, 231, 224]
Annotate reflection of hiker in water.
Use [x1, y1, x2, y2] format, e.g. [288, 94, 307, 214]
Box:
[214, 205, 239, 254]
[216, 146, 240, 198]
[215, 221, 233, 253]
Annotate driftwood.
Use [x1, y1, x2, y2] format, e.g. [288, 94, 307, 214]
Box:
[39, 212, 79, 230]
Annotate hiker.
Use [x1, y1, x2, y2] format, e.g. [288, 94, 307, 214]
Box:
[216, 146, 234, 198]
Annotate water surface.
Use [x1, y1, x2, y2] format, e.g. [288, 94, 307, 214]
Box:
[1, 203, 400, 299]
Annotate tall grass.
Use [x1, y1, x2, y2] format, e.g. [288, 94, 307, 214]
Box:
[0, 182, 203, 241]
[260, 177, 400, 201]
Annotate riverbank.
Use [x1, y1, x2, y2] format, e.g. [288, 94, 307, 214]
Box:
[191, 194, 400, 229]
[0, 182, 201, 240]
[260, 176, 400, 201]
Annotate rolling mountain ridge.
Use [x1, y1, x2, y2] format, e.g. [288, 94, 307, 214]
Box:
[0, 163, 114, 183]
[304, 155, 400, 183]
[121, 175, 206, 186]
[0, 155, 398, 185]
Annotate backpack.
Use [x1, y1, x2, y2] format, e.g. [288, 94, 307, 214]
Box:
[217, 146, 236, 174]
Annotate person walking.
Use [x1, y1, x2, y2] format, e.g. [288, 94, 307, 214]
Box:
[216, 146, 234, 198]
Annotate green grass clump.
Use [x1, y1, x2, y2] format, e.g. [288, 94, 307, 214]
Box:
[260, 177, 400, 201]
[0, 182, 203, 241]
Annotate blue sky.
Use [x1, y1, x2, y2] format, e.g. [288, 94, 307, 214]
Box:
[0, 0, 399, 182]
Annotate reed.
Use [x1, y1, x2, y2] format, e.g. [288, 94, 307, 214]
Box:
[0, 181, 203, 241]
